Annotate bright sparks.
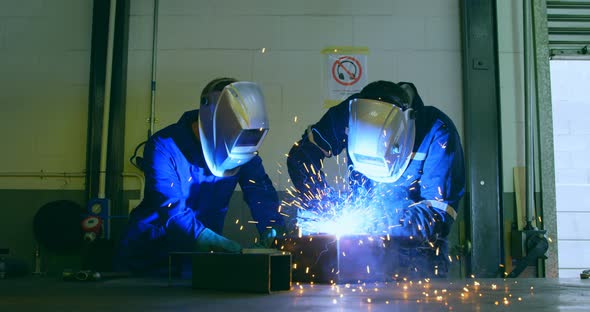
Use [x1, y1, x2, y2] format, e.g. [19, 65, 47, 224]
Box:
[293, 187, 391, 236]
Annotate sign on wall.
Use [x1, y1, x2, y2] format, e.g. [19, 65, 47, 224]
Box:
[322, 46, 369, 107]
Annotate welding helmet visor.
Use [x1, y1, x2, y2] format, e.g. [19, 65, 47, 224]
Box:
[199, 81, 269, 177]
[348, 98, 415, 183]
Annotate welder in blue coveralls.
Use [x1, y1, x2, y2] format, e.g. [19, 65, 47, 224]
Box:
[287, 80, 465, 278]
[115, 78, 284, 274]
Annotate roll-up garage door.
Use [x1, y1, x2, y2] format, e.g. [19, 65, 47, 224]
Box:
[547, 1, 590, 57]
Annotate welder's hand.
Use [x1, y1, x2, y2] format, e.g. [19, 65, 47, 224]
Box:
[256, 225, 288, 248]
[195, 228, 241, 253]
[259, 228, 277, 248]
[388, 204, 448, 247]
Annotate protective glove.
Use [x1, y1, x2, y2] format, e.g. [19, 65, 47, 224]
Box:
[387, 203, 447, 248]
[256, 225, 288, 248]
[195, 228, 241, 253]
[258, 228, 277, 248]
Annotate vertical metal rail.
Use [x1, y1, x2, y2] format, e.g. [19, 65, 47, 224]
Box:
[524, 0, 537, 230]
[98, 0, 118, 199]
[149, 0, 160, 137]
[460, 0, 504, 277]
[107, 0, 131, 239]
[87, 0, 111, 201]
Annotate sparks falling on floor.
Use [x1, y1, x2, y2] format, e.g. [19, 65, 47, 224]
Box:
[291, 277, 540, 311]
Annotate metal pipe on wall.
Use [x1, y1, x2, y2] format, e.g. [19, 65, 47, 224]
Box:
[0, 172, 144, 200]
[98, 0, 118, 199]
[149, 0, 160, 137]
[523, 0, 537, 229]
[0, 172, 86, 179]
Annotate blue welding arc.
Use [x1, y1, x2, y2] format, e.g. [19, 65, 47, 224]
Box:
[314, 238, 338, 266]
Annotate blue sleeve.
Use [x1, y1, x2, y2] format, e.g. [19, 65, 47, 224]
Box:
[141, 137, 205, 240]
[388, 120, 465, 245]
[287, 98, 351, 199]
[419, 120, 465, 225]
[238, 155, 285, 234]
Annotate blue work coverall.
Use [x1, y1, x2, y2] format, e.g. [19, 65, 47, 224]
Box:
[115, 110, 284, 273]
[287, 83, 465, 277]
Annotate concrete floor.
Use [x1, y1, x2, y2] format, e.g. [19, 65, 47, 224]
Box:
[0, 276, 589, 311]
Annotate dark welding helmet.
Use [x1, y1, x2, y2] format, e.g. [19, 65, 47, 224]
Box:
[199, 80, 269, 177]
[347, 81, 416, 183]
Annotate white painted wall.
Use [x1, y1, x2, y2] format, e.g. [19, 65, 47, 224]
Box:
[0, 0, 92, 190]
[551, 60, 590, 278]
[124, 0, 464, 192]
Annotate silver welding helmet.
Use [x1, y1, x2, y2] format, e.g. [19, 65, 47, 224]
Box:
[348, 98, 415, 183]
[199, 81, 269, 177]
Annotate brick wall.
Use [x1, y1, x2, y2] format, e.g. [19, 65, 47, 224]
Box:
[551, 60, 590, 278]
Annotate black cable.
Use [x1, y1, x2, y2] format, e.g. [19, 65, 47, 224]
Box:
[129, 141, 146, 171]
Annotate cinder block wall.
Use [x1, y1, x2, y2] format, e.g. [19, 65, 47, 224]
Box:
[0, 0, 91, 176]
[124, 0, 464, 191]
[0, 0, 92, 265]
[551, 61, 590, 278]
[125, 0, 465, 246]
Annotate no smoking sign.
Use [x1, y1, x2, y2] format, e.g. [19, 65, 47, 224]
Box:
[332, 56, 363, 86]
[322, 47, 368, 107]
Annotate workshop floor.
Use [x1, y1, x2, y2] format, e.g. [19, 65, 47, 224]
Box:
[1, 276, 589, 311]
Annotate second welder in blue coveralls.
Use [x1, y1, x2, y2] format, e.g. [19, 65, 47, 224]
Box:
[287, 80, 465, 277]
[115, 78, 284, 274]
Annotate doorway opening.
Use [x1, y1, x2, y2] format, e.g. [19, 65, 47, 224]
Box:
[550, 60, 590, 278]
